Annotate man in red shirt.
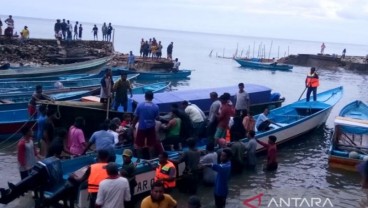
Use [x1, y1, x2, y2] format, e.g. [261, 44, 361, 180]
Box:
[214, 93, 235, 142]
[256, 135, 278, 171]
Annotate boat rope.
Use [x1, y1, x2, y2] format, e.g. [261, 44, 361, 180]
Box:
[55, 104, 61, 120]
[0, 121, 37, 151]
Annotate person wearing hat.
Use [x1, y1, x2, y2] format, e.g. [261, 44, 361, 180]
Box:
[120, 149, 137, 207]
[95, 162, 131, 208]
[256, 135, 278, 171]
[112, 72, 132, 112]
[21, 26, 29, 39]
[100, 68, 114, 104]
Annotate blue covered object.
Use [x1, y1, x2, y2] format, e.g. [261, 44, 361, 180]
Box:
[132, 84, 273, 113]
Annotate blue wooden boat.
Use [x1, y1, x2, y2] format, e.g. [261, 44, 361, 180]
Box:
[0, 73, 139, 93]
[0, 150, 188, 205]
[328, 100, 368, 171]
[239, 86, 343, 153]
[0, 67, 132, 82]
[0, 56, 112, 79]
[121, 69, 192, 80]
[234, 58, 293, 71]
[131, 81, 171, 94]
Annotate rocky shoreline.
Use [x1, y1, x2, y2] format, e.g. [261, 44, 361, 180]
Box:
[278, 54, 368, 71]
[0, 37, 174, 71]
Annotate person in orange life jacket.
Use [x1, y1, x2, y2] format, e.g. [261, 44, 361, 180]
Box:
[305, 67, 319, 102]
[155, 151, 177, 193]
[72, 149, 110, 208]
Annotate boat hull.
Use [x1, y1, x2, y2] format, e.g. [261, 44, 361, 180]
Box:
[235, 58, 293, 71]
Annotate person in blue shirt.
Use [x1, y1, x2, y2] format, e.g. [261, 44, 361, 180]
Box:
[84, 120, 116, 162]
[127, 51, 135, 70]
[255, 108, 275, 131]
[36, 104, 47, 144]
[204, 148, 232, 208]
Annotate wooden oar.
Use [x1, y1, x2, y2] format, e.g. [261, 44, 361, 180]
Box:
[298, 87, 307, 101]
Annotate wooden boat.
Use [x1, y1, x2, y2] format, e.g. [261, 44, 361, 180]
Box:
[0, 73, 139, 93]
[0, 56, 112, 79]
[0, 108, 34, 140]
[131, 81, 171, 94]
[234, 58, 293, 71]
[328, 100, 368, 171]
[133, 69, 191, 80]
[0, 68, 129, 82]
[241, 86, 343, 152]
[0, 150, 187, 205]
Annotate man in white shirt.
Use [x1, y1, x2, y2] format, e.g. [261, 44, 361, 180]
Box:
[182, 101, 205, 140]
[95, 162, 131, 208]
[255, 108, 272, 131]
[199, 142, 217, 185]
[235, 82, 250, 117]
[172, 58, 180, 72]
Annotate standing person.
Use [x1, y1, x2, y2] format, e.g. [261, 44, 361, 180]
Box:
[5, 15, 14, 35]
[305, 67, 319, 102]
[92, 24, 98, 40]
[28, 85, 54, 118]
[230, 132, 246, 174]
[320, 42, 326, 54]
[0, 18, 3, 35]
[256, 135, 278, 171]
[207, 92, 221, 142]
[66, 20, 72, 41]
[171, 139, 200, 194]
[204, 149, 232, 208]
[140, 181, 177, 208]
[182, 101, 205, 141]
[36, 105, 47, 144]
[143, 41, 149, 59]
[68, 117, 86, 156]
[154, 152, 177, 192]
[357, 160, 368, 188]
[21, 26, 29, 39]
[100, 68, 114, 104]
[199, 142, 218, 185]
[157, 41, 163, 59]
[235, 82, 250, 117]
[167, 42, 173, 60]
[61, 19, 67, 39]
[95, 162, 131, 208]
[161, 109, 182, 150]
[120, 149, 137, 207]
[133, 91, 159, 159]
[127, 51, 135, 69]
[47, 128, 71, 158]
[84, 120, 116, 162]
[73, 21, 79, 40]
[113, 72, 132, 112]
[73, 150, 110, 208]
[17, 126, 40, 179]
[214, 94, 235, 141]
[54, 19, 61, 37]
[40, 109, 57, 157]
[79, 24, 83, 40]
[245, 130, 257, 170]
[242, 112, 255, 133]
[140, 38, 144, 57]
[101, 23, 107, 41]
[107, 23, 113, 42]
[342, 48, 346, 58]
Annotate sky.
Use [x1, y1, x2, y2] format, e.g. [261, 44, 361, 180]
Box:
[1, 0, 368, 45]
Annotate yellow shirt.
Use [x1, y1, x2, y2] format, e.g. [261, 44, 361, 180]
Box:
[21, 29, 29, 39]
[140, 194, 177, 208]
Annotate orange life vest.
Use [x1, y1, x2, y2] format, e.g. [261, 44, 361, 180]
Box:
[306, 73, 319, 87]
[155, 161, 176, 188]
[87, 163, 108, 193]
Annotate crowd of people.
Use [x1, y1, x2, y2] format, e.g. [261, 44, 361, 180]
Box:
[139, 38, 174, 60]
[18, 74, 282, 207]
